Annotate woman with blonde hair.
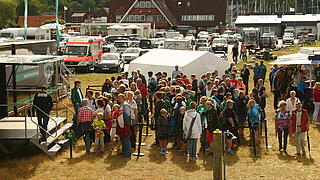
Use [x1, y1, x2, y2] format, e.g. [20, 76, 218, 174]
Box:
[312, 82, 320, 124]
[275, 100, 291, 152]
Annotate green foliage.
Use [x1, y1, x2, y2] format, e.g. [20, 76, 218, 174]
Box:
[42, 19, 66, 25]
[0, 0, 17, 28]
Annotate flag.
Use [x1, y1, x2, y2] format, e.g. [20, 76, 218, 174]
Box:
[24, 0, 28, 40]
[290, 7, 295, 12]
[64, 6, 67, 11]
[56, 0, 61, 43]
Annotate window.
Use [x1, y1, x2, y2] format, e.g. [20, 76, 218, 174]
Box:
[151, 1, 156, 8]
[140, 15, 146, 22]
[146, 15, 153, 22]
[135, 2, 140, 8]
[181, 14, 215, 21]
[146, 1, 152, 8]
[135, 15, 140, 22]
[129, 15, 135, 22]
[187, 2, 191, 7]
[116, 15, 122, 22]
[140, 1, 146, 8]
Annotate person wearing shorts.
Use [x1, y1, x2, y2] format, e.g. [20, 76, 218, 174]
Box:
[157, 109, 169, 155]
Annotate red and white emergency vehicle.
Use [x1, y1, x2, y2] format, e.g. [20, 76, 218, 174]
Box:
[64, 36, 103, 72]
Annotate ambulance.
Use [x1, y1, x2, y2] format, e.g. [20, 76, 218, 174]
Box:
[64, 36, 103, 72]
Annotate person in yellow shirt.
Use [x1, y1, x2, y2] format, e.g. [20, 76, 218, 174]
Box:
[92, 112, 106, 153]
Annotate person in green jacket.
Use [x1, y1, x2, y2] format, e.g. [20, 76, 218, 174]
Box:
[71, 80, 83, 135]
[259, 60, 267, 81]
[197, 96, 208, 152]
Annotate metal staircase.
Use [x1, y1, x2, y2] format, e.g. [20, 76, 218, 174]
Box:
[0, 103, 74, 157]
[29, 117, 73, 156]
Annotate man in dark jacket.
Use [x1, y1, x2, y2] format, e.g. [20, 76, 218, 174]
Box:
[241, 64, 250, 95]
[33, 85, 53, 142]
[272, 72, 281, 110]
[102, 78, 111, 93]
[235, 91, 248, 136]
[205, 100, 221, 156]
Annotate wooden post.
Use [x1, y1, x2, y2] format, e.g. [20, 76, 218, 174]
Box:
[213, 129, 223, 180]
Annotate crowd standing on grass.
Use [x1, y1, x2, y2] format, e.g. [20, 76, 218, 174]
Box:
[66, 61, 316, 159]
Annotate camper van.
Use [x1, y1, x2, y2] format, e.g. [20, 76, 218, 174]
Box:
[64, 36, 103, 72]
[243, 27, 260, 53]
[0, 28, 51, 41]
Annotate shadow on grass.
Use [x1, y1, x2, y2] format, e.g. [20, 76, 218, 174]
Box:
[147, 144, 166, 164]
[104, 154, 131, 170]
[66, 152, 103, 165]
[170, 150, 201, 172]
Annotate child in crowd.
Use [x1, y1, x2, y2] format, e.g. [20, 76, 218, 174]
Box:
[111, 104, 121, 153]
[92, 112, 106, 153]
[157, 109, 169, 155]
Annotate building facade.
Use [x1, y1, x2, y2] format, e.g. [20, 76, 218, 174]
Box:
[109, 0, 227, 32]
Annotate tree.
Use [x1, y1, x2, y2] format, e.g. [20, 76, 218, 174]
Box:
[42, 19, 66, 25]
[0, 0, 17, 28]
[68, 1, 83, 11]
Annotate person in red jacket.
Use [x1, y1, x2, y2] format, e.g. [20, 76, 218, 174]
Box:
[137, 78, 147, 99]
[312, 82, 320, 124]
[290, 102, 309, 156]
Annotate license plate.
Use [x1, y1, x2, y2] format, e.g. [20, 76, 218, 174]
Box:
[102, 67, 109, 70]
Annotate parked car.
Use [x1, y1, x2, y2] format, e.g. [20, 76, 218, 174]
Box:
[197, 46, 212, 52]
[139, 39, 157, 49]
[212, 38, 228, 53]
[227, 35, 238, 44]
[283, 33, 294, 44]
[114, 40, 130, 52]
[122, 48, 141, 63]
[233, 33, 242, 41]
[185, 33, 195, 44]
[197, 31, 209, 39]
[94, 53, 124, 73]
[102, 44, 117, 53]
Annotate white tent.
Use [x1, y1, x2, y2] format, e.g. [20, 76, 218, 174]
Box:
[128, 49, 230, 78]
[40, 23, 65, 30]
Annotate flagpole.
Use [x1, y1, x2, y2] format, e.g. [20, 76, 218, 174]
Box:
[56, 0, 60, 44]
[24, 0, 28, 40]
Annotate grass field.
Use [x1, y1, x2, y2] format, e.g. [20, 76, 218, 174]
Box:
[1, 45, 320, 180]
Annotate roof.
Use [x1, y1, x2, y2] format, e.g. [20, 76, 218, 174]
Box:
[236, 14, 320, 25]
[280, 14, 320, 22]
[152, 0, 178, 26]
[18, 16, 62, 27]
[131, 49, 207, 67]
[235, 15, 281, 25]
[71, 13, 86, 17]
[0, 55, 65, 65]
[128, 49, 230, 78]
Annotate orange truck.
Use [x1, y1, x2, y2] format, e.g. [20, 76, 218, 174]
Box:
[64, 36, 103, 72]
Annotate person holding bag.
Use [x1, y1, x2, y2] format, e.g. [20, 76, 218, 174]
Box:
[183, 102, 202, 160]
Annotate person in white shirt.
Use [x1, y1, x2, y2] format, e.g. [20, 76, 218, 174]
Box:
[183, 102, 202, 160]
[286, 91, 301, 113]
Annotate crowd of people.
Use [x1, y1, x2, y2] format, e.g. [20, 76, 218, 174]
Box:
[61, 62, 315, 159]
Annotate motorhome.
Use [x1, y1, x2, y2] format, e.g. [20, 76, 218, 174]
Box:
[0, 28, 51, 41]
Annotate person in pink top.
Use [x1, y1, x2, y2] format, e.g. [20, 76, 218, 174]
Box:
[236, 78, 246, 94]
[312, 82, 320, 124]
